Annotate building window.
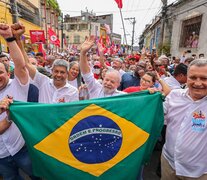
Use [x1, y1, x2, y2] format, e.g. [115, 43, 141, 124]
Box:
[180, 15, 202, 48]
[74, 35, 80, 44]
[66, 24, 70, 31]
[70, 24, 77, 31]
[79, 24, 88, 30]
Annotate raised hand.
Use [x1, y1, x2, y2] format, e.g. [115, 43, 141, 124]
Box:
[154, 70, 161, 80]
[0, 24, 13, 39]
[80, 36, 95, 54]
[11, 23, 25, 40]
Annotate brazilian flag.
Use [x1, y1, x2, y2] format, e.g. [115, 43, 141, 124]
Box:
[10, 91, 164, 180]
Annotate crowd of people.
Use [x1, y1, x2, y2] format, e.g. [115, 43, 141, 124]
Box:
[0, 22, 207, 180]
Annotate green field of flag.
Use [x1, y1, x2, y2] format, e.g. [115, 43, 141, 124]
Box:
[10, 91, 164, 180]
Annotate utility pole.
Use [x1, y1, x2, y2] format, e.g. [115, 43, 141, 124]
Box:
[61, 13, 64, 50]
[10, 0, 18, 23]
[131, 18, 136, 52]
[119, 9, 127, 46]
[124, 17, 136, 52]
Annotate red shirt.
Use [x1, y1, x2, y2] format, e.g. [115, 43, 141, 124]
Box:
[123, 86, 141, 93]
[94, 73, 100, 80]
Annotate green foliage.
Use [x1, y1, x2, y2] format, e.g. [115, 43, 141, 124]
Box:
[46, 0, 61, 13]
[158, 42, 171, 55]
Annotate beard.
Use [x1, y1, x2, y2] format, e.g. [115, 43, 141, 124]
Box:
[103, 87, 116, 95]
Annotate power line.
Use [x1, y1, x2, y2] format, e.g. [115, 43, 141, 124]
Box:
[61, 7, 161, 14]
[135, 0, 141, 10]
[130, 0, 136, 11]
[135, 3, 162, 38]
[135, 0, 160, 36]
[126, 0, 130, 12]
[168, 0, 207, 19]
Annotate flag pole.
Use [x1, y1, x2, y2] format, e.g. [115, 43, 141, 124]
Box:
[119, 8, 127, 46]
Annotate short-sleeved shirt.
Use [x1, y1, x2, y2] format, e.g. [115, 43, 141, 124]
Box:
[119, 72, 140, 91]
[163, 88, 207, 177]
[33, 71, 79, 103]
[82, 71, 125, 99]
[0, 77, 29, 158]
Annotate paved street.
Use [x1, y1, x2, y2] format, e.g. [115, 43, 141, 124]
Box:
[0, 150, 162, 180]
[143, 150, 161, 180]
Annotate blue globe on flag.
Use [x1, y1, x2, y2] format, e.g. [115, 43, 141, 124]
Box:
[69, 115, 123, 164]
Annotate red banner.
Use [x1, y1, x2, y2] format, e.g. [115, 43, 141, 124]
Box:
[114, 0, 123, 9]
[48, 28, 60, 47]
[30, 30, 45, 44]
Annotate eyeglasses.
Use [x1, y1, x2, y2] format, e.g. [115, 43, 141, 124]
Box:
[155, 64, 162, 67]
[141, 77, 152, 83]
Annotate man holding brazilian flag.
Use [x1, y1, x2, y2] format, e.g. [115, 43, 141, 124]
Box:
[10, 91, 164, 179]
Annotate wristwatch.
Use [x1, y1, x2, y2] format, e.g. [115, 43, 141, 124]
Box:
[5, 36, 16, 42]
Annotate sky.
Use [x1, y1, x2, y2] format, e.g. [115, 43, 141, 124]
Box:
[57, 0, 176, 46]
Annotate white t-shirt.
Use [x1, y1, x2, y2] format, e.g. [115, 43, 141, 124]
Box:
[82, 71, 125, 99]
[0, 77, 29, 158]
[33, 71, 79, 103]
[163, 89, 207, 177]
[68, 78, 78, 88]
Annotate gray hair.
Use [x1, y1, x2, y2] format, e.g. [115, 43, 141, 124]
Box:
[69, 61, 79, 70]
[46, 55, 55, 61]
[105, 69, 121, 83]
[188, 59, 207, 71]
[113, 57, 123, 64]
[51, 59, 69, 71]
[0, 62, 9, 73]
[158, 54, 169, 61]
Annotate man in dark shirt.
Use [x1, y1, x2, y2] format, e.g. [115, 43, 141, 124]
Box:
[118, 65, 145, 90]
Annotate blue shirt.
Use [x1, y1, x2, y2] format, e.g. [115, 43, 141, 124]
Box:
[118, 72, 140, 91]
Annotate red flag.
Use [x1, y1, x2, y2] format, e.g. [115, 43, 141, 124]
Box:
[106, 35, 111, 46]
[38, 43, 46, 63]
[98, 36, 104, 45]
[48, 28, 60, 47]
[114, 0, 123, 9]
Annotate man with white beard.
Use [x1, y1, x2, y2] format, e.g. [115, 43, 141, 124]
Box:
[80, 36, 125, 99]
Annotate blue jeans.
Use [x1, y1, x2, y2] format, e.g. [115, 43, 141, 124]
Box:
[0, 146, 40, 180]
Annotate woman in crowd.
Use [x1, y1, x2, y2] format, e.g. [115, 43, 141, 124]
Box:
[123, 71, 171, 96]
[68, 61, 82, 89]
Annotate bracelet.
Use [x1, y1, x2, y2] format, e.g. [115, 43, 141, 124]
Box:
[5, 36, 16, 42]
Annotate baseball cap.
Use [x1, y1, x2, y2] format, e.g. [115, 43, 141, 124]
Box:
[93, 61, 101, 68]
